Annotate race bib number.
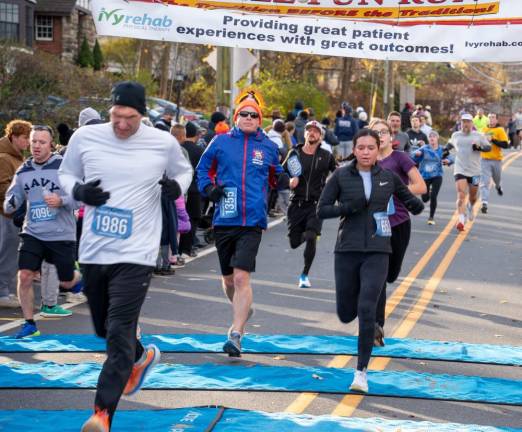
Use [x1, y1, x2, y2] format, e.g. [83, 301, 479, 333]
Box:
[374, 212, 392, 237]
[386, 197, 396, 216]
[287, 155, 302, 177]
[29, 201, 56, 222]
[91, 206, 133, 239]
[220, 187, 238, 219]
[471, 175, 480, 186]
[424, 162, 437, 173]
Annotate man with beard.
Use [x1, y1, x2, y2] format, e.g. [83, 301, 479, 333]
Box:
[284, 120, 336, 288]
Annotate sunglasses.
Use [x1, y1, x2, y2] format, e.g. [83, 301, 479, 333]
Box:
[238, 111, 260, 119]
[32, 125, 54, 137]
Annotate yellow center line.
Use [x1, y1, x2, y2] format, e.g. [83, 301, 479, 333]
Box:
[331, 152, 522, 416]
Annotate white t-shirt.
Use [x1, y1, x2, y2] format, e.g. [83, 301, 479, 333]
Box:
[58, 123, 193, 266]
[450, 130, 489, 177]
[359, 170, 372, 201]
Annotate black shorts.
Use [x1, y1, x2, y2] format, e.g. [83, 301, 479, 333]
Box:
[287, 201, 323, 247]
[214, 226, 262, 276]
[18, 234, 76, 281]
[454, 174, 480, 186]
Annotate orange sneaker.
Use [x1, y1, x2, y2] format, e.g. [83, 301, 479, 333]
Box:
[81, 408, 109, 432]
[123, 344, 161, 396]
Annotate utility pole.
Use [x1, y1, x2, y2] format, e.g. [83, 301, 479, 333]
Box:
[159, 42, 171, 99]
[341, 57, 354, 104]
[216, 47, 231, 114]
[383, 60, 390, 117]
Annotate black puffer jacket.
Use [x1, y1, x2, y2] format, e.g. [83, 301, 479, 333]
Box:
[317, 161, 423, 254]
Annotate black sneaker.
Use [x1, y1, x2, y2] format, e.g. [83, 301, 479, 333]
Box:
[481, 203, 488, 214]
[496, 186, 503, 196]
[223, 331, 242, 357]
[374, 323, 385, 347]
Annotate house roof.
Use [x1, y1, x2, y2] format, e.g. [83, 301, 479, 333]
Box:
[35, 0, 85, 16]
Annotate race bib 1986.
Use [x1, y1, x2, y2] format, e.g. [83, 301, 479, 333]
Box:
[92, 206, 133, 239]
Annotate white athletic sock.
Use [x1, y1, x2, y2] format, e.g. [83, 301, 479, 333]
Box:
[458, 214, 466, 224]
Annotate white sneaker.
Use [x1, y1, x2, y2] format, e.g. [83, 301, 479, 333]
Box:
[467, 203, 475, 221]
[350, 369, 368, 393]
[65, 291, 87, 303]
[0, 295, 19, 308]
[298, 274, 311, 288]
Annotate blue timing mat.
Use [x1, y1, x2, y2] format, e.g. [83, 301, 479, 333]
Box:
[1, 361, 521, 405]
[0, 408, 520, 432]
[1, 333, 521, 366]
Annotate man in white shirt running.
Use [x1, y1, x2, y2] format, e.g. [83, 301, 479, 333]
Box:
[58, 81, 193, 432]
[448, 113, 490, 232]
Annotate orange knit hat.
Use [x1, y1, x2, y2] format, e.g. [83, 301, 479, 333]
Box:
[233, 100, 263, 124]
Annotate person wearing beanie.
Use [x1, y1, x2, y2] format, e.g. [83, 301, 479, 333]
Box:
[335, 103, 359, 159]
[78, 107, 102, 128]
[58, 80, 193, 431]
[283, 120, 336, 289]
[178, 121, 205, 257]
[203, 111, 227, 144]
[197, 97, 287, 358]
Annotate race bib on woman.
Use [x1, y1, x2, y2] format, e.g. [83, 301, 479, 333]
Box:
[374, 212, 392, 237]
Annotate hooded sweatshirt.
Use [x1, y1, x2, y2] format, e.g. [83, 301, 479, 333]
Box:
[3, 154, 77, 241]
[0, 136, 24, 217]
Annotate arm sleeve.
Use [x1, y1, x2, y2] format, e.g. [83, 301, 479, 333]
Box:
[196, 137, 219, 195]
[166, 137, 193, 195]
[58, 132, 85, 197]
[410, 146, 424, 163]
[317, 170, 343, 219]
[492, 128, 509, 148]
[3, 172, 25, 215]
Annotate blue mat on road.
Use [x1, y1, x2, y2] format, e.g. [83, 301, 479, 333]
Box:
[1, 361, 521, 405]
[0, 408, 520, 432]
[1, 334, 521, 366]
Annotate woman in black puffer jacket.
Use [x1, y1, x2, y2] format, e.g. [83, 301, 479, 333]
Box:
[317, 129, 424, 394]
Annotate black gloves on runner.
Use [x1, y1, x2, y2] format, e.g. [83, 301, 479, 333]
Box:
[339, 197, 367, 216]
[405, 197, 424, 215]
[159, 175, 182, 201]
[472, 143, 483, 152]
[277, 172, 290, 189]
[205, 184, 226, 202]
[73, 180, 110, 207]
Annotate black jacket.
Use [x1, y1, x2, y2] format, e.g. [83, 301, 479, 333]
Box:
[181, 140, 204, 194]
[283, 145, 336, 203]
[317, 162, 423, 254]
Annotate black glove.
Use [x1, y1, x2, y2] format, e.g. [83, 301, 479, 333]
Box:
[472, 143, 482, 152]
[405, 197, 424, 215]
[72, 180, 110, 207]
[339, 197, 366, 216]
[204, 184, 226, 202]
[277, 172, 290, 189]
[159, 174, 182, 201]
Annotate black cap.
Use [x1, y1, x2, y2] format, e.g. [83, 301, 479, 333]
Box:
[185, 121, 200, 138]
[111, 81, 146, 115]
[210, 111, 226, 124]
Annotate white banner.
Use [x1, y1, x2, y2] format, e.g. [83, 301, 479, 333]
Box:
[92, 0, 522, 62]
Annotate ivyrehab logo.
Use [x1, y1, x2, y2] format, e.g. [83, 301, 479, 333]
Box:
[98, 8, 173, 31]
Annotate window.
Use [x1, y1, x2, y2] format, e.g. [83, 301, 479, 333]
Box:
[76, 0, 90, 10]
[0, 2, 19, 42]
[35, 15, 53, 41]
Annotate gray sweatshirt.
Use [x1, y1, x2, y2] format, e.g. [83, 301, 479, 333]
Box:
[3, 154, 77, 241]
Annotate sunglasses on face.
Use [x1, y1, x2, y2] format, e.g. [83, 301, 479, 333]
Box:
[32, 125, 54, 138]
[238, 111, 259, 119]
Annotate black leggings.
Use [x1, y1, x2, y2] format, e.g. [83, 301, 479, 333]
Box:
[376, 219, 411, 328]
[421, 176, 443, 219]
[335, 252, 389, 370]
[82, 263, 153, 424]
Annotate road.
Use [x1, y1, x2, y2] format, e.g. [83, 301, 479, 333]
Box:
[0, 151, 521, 429]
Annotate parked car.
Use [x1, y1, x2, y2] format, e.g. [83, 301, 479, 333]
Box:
[147, 97, 201, 122]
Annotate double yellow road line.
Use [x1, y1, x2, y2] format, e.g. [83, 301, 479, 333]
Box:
[285, 151, 522, 416]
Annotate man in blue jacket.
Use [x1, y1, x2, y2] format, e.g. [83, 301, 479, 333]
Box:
[334, 102, 359, 159]
[197, 98, 285, 357]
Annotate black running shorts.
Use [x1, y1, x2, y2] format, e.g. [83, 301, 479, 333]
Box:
[18, 234, 76, 281]
[214, 226, 262, 276]
[454, 173, 480, 186]
[287, 201, 323, 246]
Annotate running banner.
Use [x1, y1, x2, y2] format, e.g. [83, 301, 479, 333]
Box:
[91, 0, 522, 62]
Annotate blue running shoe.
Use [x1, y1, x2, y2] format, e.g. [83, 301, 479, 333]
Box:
[298, 274, 311, 288]
[15, 322, 40, 339]
[223, 331, 242, 357]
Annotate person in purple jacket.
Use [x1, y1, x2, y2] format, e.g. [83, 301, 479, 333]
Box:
[197, 97, 287, 357]
[370, 119, 426, 346]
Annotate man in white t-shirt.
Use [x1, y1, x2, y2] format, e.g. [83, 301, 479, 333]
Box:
[59, 81, 192, 431]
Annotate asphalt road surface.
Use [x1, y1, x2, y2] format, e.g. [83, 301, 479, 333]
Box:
[1, 151, 521, 430]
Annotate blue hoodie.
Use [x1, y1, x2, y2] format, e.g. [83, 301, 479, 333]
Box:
[197, 127, 283, 229]
[410, 145, 445, 179]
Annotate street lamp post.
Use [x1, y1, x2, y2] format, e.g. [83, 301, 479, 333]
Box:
[174, 71, 185, 122]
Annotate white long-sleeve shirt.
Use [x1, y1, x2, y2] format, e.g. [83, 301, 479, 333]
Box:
[58, 123, 193, 266]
